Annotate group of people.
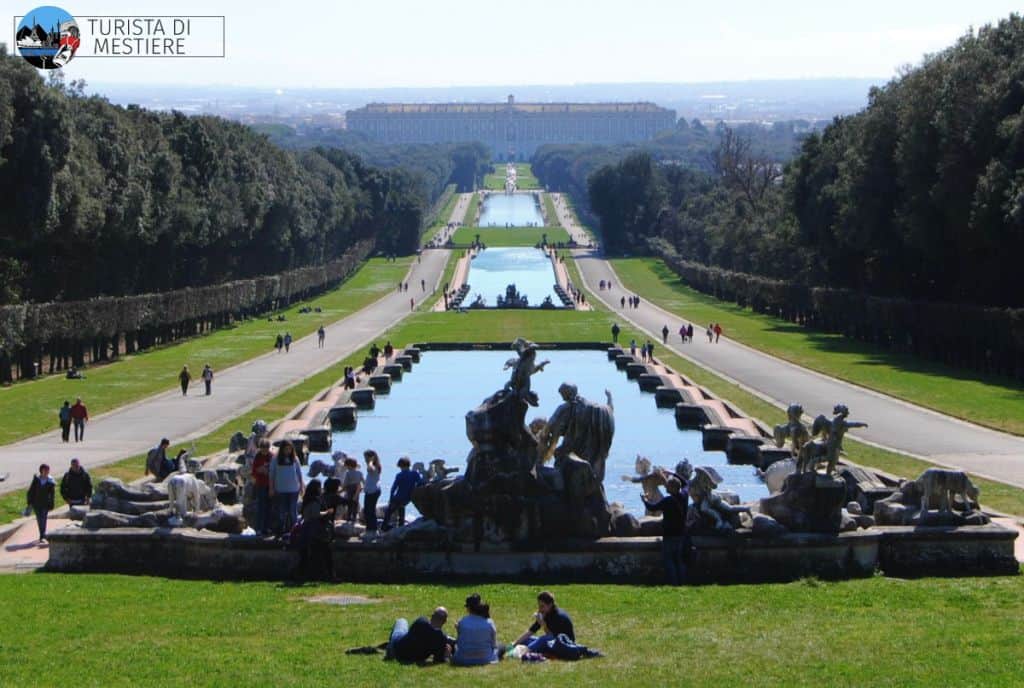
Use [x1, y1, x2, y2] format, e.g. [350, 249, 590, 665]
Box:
[178, 364, 214, 396]
[608, 320, 724, 352]
[621, 295, 641, 309]
[24, 458, 94, 544]
[57, 398, 89, 442]
[384, 591, 599, 665]
[628, 338, 657, 363]
[597, 278, 614, 290]
[274, 332, 293, 353]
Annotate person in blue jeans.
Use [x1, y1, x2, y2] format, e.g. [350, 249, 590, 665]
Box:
[386, 607, 451, 664]
[269, 440, 303, 535]
[642, 475, 690, 586]
[514, 590, 575, 652]
[381, 456, 422, 531]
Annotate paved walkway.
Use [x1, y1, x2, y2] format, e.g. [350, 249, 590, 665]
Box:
[549, 195, 1024, 488]
[0, 250, 450, 491]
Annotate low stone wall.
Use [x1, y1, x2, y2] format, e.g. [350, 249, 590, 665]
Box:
[44, 525, 1016, 582]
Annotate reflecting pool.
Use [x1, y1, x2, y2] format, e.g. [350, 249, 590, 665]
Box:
[466, 247, 558, 307]
[309, 350, 767, 517]
[478, 192, 544, 227]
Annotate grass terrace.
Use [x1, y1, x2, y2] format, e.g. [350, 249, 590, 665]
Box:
[0, 575, 1021, 687]
[483, 163, 540, 190]
[611, 258, 1024, 436]
[452, 227, 572, 247]
[0, 258, 413, 447]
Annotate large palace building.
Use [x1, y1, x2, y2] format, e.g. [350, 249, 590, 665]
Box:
[345, 95, 676, 160]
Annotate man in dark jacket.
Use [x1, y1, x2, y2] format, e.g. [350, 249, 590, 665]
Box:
[26, 463, 56, 543]
[643, 476, 690, 585]
[386, 607, 451, 663]
[60, 458, 92, 506]
[515, 590, 576, 651]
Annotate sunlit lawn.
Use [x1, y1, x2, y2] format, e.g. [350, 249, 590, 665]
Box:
[610, 258, 1024, 436]
[452, 227, 571, 246]
[0, 575, 1020, 687]
[483, 163, 540, 190]
[0, 258, 412, 446]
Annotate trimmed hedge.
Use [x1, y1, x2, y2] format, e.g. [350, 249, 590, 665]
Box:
[0, 239, 373, 382]
[659, 250, 1024, 382]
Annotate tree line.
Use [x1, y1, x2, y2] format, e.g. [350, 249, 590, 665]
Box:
[542, 15, 1024, 380]
[0, 48, 489, 307]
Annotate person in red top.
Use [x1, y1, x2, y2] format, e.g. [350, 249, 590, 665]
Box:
[714, 323, 723, 343]
[70, 397, 89, 442]
[251, 439, 273, 535]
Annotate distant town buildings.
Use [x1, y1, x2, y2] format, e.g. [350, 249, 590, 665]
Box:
[346, 95, 676, 159]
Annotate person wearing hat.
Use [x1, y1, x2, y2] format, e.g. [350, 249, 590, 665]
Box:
[453, 594, 500, 666]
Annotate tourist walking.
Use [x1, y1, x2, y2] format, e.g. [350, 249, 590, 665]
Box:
[714, 323, 723, 343]
[678, 324, 687, 343]
[25, 464, 55, 544]
[410, 297, 414, 311]
[661, 325, 669, 344]
[283, 332, 293, 353]
[611, 323, 620, 343]
[453, 594, 500, 666]
[642, 476, 690, 585]
[275, 334, 284, 353]
[317, 325, 326, 348]
[179, 365, 191, 396]
[201, 364, 214, 395]
[647, 340, 655, 361]
[620, 296, 626, 309]
[59, 458, 92, 507]
[70, 397, 88, 442]
[421, 278, 426, 292]
[629, 339, 637, 357]
[269, 440, 303, 536]
[382, 456, 422, 530]
[687, 323, 694, 342]
[363, 450, 382, 532]
[58, 400, 72, 443]
[706, 324, 714, 343]
[251, 439, 273, 535]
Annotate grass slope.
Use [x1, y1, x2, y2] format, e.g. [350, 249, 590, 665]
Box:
[0, 576, 1021, 687]
[483, 163, 540, 190]
[0, 258, 412, 447]
[611, 258, 1024, 436]
[452, 227, 571, 246]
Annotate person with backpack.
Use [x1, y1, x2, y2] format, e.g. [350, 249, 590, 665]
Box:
[179, 365, 192, 396]
[58, 400, 72, 443]
[201, 364, 214, 395]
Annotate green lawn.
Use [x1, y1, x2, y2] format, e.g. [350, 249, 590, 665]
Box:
[543, 193, 561, 228]
[483, 163, 540, 190]
[421, 190, 460, 244]
[0, 575, 1021, 687]
[465, 192, 480, 225]
[611, 258, 1024, 436]
[0, 258, 413, 447]
[452, 227, 571, 247]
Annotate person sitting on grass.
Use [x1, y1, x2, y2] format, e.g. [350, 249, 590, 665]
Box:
[514, 591, 574, 652]
[453, 594, 500, 666]
[386, 607, 453, 664]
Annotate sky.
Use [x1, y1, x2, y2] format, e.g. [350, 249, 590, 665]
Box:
[11, 0, 1024, 88]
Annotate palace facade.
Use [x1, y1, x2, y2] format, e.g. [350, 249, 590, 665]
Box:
[346, 95, 676, 159]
